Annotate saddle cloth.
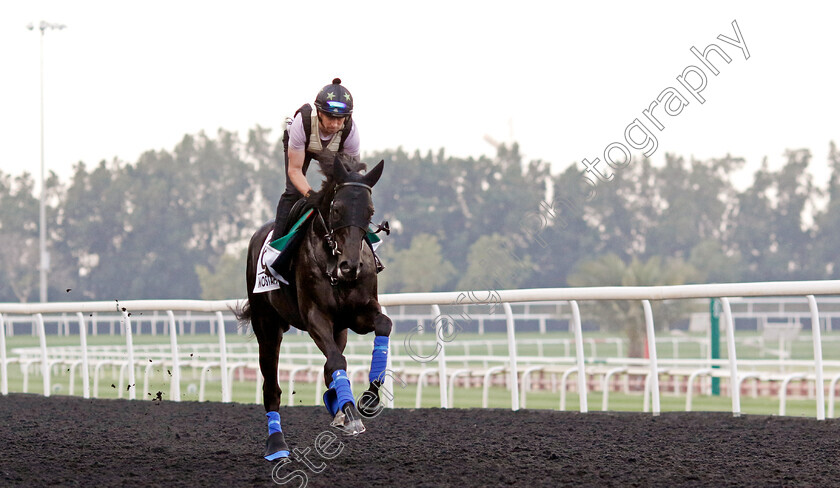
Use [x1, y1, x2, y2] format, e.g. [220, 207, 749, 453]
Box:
[254, 209, 315, 293]
[253, 211, 384, 294]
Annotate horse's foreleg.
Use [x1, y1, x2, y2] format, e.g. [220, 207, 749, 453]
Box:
[359, 312, 393, 417]
[334, 328, 349, 354]
[370, 312, 392, 381]
[306, 308, 365, 435]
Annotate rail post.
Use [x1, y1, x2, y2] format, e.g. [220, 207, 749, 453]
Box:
[806, 295, 825, 420]
[76, 312, 90, 398]
[710, 298, 721, 396]
[36, 313, 50, 396]
[217, 311, 230, 402]
[122, 311, 137, 400]
[570, 300, 588, 413]
[431, 304, 448, 409]
[642, 300, 659, 415]
[0, 314, 7, 395]
[503, 303, 520, 411]
[167, 311, 181, 401]
[720, 297, 740, 416]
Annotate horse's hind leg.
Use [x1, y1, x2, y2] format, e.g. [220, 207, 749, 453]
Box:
[252, 303, 290, 460]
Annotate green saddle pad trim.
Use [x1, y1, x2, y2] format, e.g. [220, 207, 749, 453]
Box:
[269, 209, 314, 251]
[269, 209, 382, 252]
[366, 225, 381, 245]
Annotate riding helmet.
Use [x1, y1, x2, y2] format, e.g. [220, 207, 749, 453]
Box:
[314, 78, 353, 116]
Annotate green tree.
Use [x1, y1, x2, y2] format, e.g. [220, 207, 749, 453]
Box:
[774, 149, 816, 279]
[730, 159, 775, 281]
[57, 160, 129, 299]
[730, 150, 815, 281]
[248, 125, 286, 224]
[369, 147, 462, 258]
[369, 143, 549, 283]
[811, 142, 840, 278]
[456, 234, 533, 291]
[527, 165, 600, 287]
[0, 172, 39, 301]
[55, 130, 258, 299]
[453, 144, 550, 249]
[688, 239, 743, 283]
[577, 158, 648, 261]
[646, 154, 742, 260]
[568, 254, 701, 357]
[196, 249, 247, 300]
[378, 234, 456, 293]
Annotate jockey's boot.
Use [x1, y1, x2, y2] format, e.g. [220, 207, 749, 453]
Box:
[365, 238, 385, 273]
[373, 252, 385, 273]
[272, 196, 296, 247]
[266, 196, 297, 281]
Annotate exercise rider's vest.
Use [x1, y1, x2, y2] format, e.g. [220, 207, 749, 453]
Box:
[295, 103, 354, 165]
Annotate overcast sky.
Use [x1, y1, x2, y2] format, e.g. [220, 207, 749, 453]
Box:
[2, 1, 838, 191]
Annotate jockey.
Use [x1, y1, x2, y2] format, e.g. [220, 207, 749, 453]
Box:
[272, 78, 359, 240]
[269, 78, 383, 278]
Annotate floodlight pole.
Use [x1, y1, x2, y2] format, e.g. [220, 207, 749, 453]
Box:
[27, 20, 66, 303]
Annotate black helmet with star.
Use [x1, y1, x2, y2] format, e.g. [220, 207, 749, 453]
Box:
[314, 78, 353, 116]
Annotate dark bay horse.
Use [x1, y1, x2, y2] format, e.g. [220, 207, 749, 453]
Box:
[236, 156, 392, 461]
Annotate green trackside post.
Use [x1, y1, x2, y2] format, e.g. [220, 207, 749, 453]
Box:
[710, 298, 720, 396]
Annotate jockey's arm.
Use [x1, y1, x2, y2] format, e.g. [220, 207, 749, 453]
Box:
[287, 148, 313, 196]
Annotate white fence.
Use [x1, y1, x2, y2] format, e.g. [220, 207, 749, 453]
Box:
[3, 280, 840, 419]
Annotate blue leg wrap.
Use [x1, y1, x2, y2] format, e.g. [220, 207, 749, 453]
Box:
[369, 336, 389, 383]
[323, 388, 340, 416]
[266, 411, 282, 435]
[332, 369, 355, 408]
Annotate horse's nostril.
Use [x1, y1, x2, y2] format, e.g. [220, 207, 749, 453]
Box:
[338, 260, 360, 280]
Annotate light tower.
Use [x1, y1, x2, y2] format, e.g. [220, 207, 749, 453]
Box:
[26, 20, 66, 302]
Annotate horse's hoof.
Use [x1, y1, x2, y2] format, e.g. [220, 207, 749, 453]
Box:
[330, 403, 366, 436]
[357, 387, 381, 417]
[264, 431, 290, 461]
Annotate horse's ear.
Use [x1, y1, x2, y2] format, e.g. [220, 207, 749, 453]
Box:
[332, 155, 349, 182]
[362, 160, 385, 187]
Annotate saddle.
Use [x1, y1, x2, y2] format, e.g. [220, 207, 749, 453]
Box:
[284, 198, 311, 236]
[263, 199, 388, 286]
[267, 199, 316, 281]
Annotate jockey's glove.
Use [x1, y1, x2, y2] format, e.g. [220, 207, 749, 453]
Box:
[305, 190, 322, 208]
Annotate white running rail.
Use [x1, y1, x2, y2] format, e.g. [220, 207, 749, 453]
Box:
[2, 280, 840, 419]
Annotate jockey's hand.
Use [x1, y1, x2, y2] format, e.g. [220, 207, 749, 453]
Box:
[305, 190, 322, 208]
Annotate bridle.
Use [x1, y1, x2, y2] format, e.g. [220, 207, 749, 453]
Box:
[314, 181, 376, 285]
[313, 181, 390, 285]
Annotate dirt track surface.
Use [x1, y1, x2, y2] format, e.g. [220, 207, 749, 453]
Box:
[2, 393, 839, 487]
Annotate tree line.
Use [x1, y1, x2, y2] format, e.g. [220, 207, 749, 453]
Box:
[1, 126, 839, 304]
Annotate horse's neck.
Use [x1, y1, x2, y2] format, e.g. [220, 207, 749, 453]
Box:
[313, 186, 337, 221]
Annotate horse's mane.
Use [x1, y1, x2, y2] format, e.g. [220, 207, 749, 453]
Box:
[317, 153, 368, 194]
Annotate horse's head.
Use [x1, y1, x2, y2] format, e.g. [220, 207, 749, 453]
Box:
[320, 155, 384, 282]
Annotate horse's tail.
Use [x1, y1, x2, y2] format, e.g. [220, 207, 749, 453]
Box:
[233, 300, 252, 331]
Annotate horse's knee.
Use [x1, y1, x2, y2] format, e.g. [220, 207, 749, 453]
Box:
[374, 313, 392, 337]
[323, 355, 348, 382]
